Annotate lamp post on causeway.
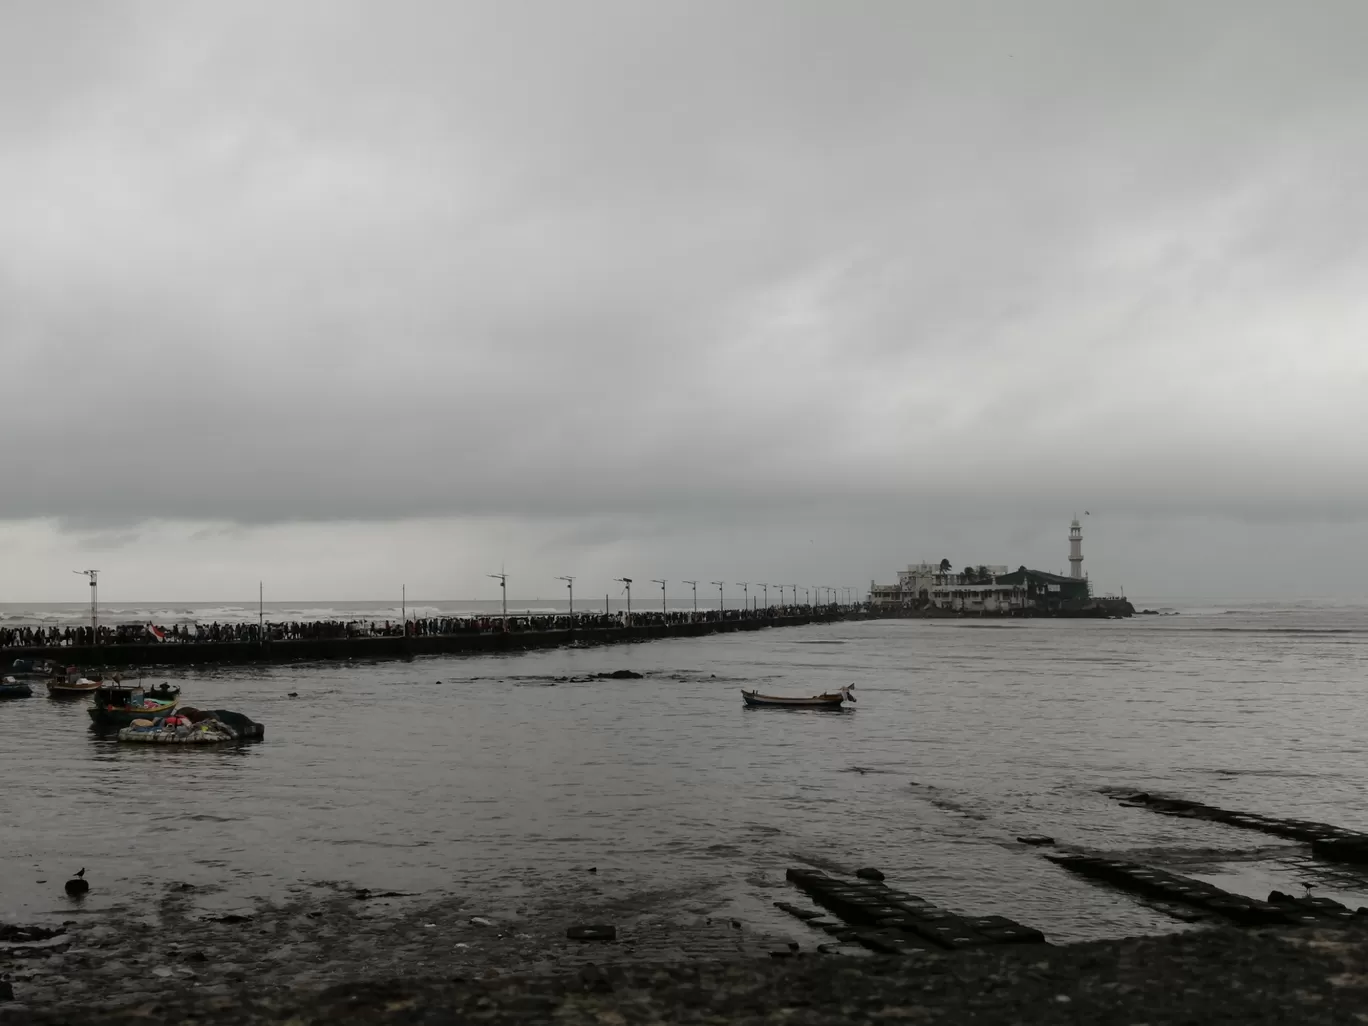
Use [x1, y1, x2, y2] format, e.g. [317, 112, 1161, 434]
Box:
[487, 573, 508, 622]
[683, 580, 698, 612]
[74, 570, 99, 645]
[614, 578, 632, 621]
[711, 581, 724, 613]
[803, 587, 810, 606]
[556, 576, 575, 616]
[761, 584, 770, 609]
[736, 582, 748, 613]
[652, 579, 666, 613]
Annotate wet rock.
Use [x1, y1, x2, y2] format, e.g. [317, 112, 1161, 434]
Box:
[0, 926, 63, 944]
[1018, 834, 1056, 846]
[169, 882, 196, 892]
[187, 951, 207, 963]
[856, 868, 886, 881]
[577, 965, 613, 993]
[0, 982, 13, 1002]
[566, 925, 616, 942]
[593, 670, 643, 679]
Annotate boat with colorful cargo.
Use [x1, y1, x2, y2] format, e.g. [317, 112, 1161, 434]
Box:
[117, 707, 264, 744]
[88, 685, 178, 726]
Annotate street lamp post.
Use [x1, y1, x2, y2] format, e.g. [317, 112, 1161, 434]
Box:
[711, 581, 724, 614]
[652, 579, 666, 613]
[761, 583, 769, 609]
[614, 578, 632, 620]
[487, 573, 508, 621]
[74, 570, 99, 645]
[683, 580, 698, 613]
[736, 582, 748, 613]
[556, 575, 575, 616]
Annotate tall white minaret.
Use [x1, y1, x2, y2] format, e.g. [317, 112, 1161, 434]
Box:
[1069, 517, 1083, 579]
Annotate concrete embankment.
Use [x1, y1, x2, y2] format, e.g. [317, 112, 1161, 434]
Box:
[0, 613, 842, 669]
[866, 599, 1135, 620]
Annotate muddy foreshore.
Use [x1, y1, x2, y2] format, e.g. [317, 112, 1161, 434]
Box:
[5, 879, 1368, 1025]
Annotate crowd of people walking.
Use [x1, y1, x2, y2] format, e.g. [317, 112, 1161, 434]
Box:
[0, 604, 841, 650]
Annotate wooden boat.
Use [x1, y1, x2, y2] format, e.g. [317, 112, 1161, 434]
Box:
[9, 658, 60, 678]
[46, 676, 103, 697]
[143, 682, 181, 702]
[741, 684, 855, 709]
[88, 685, 177, 726]
[0, 676, 33, 698]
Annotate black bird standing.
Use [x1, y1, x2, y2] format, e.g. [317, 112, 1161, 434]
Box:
[65, 868, 88, 896]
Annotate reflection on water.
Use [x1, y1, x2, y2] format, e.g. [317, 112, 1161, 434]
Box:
[3, 608, 1367, 941]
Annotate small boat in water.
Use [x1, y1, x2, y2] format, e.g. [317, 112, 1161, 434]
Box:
[88, 685, 178, 726]
[46, 676, 103, 697]
[741, 684, 855, 709]
[0, 676, 33, 698]
[9, 658, 60, 680]
[118, 706, 264, 744]
[143, 682, 181, 702]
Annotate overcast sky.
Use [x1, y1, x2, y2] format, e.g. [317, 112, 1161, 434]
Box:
[3, 1, 1366, 603]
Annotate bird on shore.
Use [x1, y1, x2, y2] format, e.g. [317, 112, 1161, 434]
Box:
[65, 869, 89, 896]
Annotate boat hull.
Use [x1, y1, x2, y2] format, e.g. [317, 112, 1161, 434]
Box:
[0, 682, 33, 699]
[89, 701, 177, 726]
[47, 680, 102, 697]
[741, 691, 848, 708]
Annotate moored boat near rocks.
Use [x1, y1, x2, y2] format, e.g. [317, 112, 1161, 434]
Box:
[117, 706, 264, 744]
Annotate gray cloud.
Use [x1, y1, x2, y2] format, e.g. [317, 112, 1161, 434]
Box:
[2, 1, 1367, 597]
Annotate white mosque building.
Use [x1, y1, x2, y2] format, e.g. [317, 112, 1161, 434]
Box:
[868, 517, 1089, 610]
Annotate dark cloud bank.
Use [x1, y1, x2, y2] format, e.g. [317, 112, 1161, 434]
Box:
[2, 1, 1366, 599]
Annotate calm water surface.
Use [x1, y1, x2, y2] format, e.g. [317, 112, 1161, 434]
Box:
[3, 608, 1367, 942]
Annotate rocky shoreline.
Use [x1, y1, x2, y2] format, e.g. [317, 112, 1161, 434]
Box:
[7, 923, 1368, 1024]
[5, 874, 1368, 1025]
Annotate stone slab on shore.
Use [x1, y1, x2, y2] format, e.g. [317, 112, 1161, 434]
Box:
[8, 927, 1368, 1025]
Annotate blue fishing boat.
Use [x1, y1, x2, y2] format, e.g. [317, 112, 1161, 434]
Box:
[0, 676, 33, 698]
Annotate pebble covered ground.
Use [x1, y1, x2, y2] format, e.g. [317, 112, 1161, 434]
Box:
[0, 873, 800, 1016]
[8, 926, 1368, 1024]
